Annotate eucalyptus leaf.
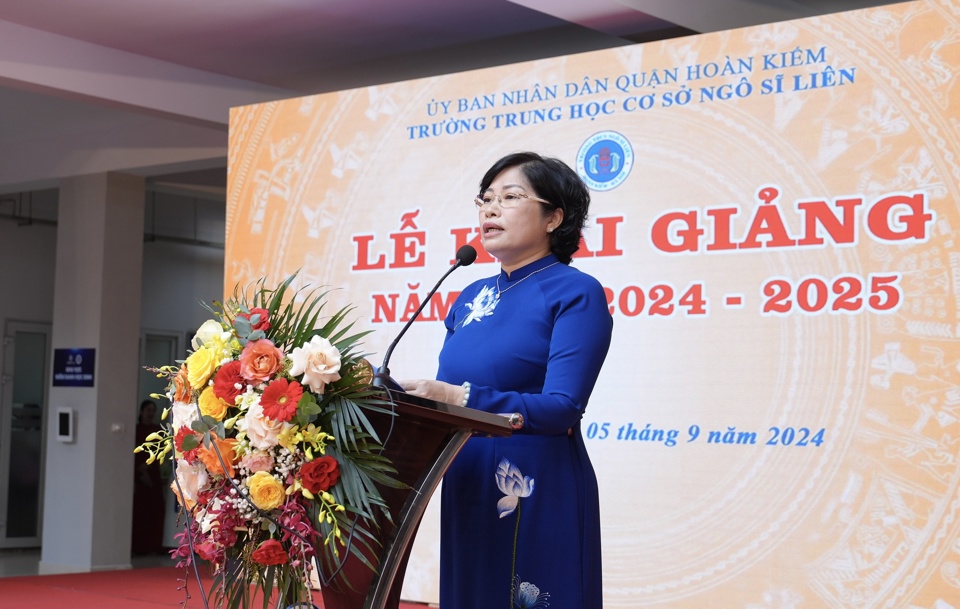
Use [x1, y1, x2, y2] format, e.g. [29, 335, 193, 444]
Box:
[191, 419, 212, 434]
[179, 434, 200, 452]
[234, 316, 253, 336]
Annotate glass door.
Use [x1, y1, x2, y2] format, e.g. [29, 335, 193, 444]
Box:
[0, 320, 51, 548]
[137, 331, 181, 550]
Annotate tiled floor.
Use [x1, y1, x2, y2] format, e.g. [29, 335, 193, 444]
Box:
[0, 548, 172, 578]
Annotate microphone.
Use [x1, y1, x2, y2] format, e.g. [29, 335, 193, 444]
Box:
[373, 245, 477, 390]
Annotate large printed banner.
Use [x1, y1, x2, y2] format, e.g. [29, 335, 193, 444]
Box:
[226, 1, 960, 606]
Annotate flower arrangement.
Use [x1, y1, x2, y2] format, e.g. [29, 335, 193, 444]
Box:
[136, 275, 400, 608]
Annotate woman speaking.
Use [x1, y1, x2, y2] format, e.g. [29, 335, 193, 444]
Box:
[402, 151, 613, 609]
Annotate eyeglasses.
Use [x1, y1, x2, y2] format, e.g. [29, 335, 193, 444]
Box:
[474, 192, 551, 209]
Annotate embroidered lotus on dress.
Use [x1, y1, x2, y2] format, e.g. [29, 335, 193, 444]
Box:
[513, 576, 551, 609]
[496, 457, 535, 518]
[462, 284, 498, 327]
[495, 458, 549, 607]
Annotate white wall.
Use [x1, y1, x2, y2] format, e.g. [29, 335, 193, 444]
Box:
[0, 194, 58, 325]
[0, 185, 223, 558]
[0, 187, 225, 343]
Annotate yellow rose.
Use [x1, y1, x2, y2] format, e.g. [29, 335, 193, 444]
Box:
[247, 471, 285, 511]
[198, 386, 229, 421]
[186, 346, 218, 390]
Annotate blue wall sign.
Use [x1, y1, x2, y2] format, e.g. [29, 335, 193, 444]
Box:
[52, 348, 96, 387]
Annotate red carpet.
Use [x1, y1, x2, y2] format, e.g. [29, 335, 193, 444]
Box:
[0, 567, 431, 609]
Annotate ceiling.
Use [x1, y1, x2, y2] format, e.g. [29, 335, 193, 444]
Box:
[0, 0, 903, 195]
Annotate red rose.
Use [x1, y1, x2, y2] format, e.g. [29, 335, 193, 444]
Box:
[239, 307, 271, 332]
[212, 360, 245, 405]
[251, 539, 288, 566]
[298, 456, 340, 494]
[260, 378, 303, 422]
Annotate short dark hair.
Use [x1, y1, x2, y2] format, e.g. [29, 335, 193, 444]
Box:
[479, 152, 590, 264]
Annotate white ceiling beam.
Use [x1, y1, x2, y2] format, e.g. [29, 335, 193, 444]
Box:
[0, 19, 294, 128]
[507, 0, 669, 36]
[614, 0, 813, 34]
[0, 110, 227, 193]
[509, 0, 817, 37]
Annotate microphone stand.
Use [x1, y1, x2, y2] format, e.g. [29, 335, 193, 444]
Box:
[373, 246, 476, 390]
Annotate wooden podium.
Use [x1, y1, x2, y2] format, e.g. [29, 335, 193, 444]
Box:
[318, 388, 512, 609]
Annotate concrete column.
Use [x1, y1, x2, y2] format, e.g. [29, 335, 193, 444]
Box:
[40, 172, 145, 573]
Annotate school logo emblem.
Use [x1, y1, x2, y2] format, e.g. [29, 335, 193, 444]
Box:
[576, 131, 634, 192]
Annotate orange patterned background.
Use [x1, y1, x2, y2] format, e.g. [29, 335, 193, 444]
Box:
[227, 1, 960, 606]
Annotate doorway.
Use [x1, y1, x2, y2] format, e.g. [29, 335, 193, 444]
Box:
[0, 320, 51, 548]
[136, 331, 182, 551]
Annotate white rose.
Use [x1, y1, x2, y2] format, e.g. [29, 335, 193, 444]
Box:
[237, 400, 290, 450]
[171, 400, 200, 430]
[173, 459, 209, 506]
[289, 335, 342, 394]
[191, 319, 228, 351]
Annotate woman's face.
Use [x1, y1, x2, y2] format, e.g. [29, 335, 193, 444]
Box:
[478, 166, 563, 273]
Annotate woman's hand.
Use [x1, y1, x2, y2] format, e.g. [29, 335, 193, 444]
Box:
[399, 379, 466, 406]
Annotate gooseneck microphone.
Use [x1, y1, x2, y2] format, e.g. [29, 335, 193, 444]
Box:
[373, 245, 477, 390]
